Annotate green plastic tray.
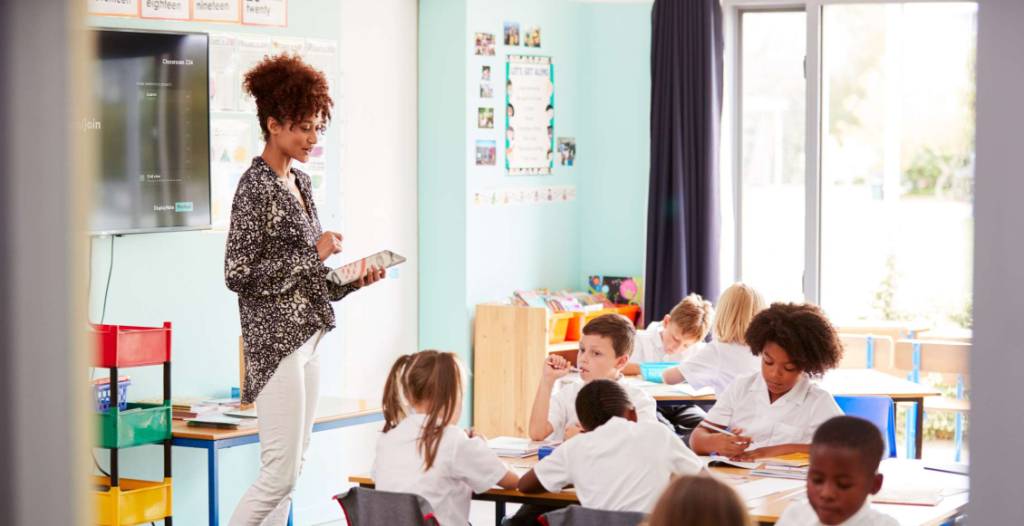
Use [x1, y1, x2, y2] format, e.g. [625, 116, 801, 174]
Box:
[97, 402, 171, 449]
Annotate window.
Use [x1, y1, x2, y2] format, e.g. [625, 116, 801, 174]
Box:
[820, 3, 976, 329]
[739, 9, 807, 303]
[734, 2, 976, 333]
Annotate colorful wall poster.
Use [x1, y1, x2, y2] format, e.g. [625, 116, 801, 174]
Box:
[588, 276, 644, 306]
[505, 55, 554, 175]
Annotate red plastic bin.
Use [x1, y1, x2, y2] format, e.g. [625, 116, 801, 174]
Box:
[92, 322, 172, 368]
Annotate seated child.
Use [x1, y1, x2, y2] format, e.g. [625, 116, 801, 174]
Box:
[528, 313, 658, 441]
[372, 351, 519, 526]
[647, 474, 752, 526]
[518, 379, 703, 512]
[776, 416, 898, 526]
[689, 302, 844, 460]
[663, 282, 765, 394]
[622, 293, 713, 376]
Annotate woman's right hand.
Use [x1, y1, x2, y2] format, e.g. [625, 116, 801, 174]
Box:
[316, 231, 343, 261]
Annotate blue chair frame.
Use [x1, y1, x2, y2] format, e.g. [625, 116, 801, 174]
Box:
[834, 395, 898, 458]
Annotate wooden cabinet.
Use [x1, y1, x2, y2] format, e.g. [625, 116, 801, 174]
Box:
[472, 304, 580, 438]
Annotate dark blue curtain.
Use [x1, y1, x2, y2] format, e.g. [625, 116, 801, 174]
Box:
[645, 0, 724, 319]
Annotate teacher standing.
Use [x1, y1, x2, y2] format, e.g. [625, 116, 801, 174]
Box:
[224, 54, 384, 526]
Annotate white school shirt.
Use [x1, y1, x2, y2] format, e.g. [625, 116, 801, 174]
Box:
[628, 321, 680, 364]
[676, 340, 761, 393]
[547, 376, 658, 441]
[534, 416, 704, 512]
[705, 372, 843, 450]
[776, 499, 899, 526]
[372, 413, 509, 526]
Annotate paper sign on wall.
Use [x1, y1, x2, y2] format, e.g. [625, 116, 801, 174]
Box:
[88, 0, 139, 16]
[140, 0, 190, 20]
[506, 55, 554, 176]
[193, 0, 241, 22]
[242, 0, 287, 27]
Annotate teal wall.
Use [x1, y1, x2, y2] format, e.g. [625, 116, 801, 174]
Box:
[417, 0, 652, 423]
[87, 3, 353, 524]
[577, 5, 652, 287]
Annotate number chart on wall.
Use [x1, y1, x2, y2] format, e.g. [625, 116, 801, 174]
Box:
[505, 55, 554, 176]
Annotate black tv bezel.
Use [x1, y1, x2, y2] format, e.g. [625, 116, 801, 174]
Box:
[90, 27, 213, 236]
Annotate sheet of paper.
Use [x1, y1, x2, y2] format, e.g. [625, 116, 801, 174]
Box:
[732, 478, 805, 502]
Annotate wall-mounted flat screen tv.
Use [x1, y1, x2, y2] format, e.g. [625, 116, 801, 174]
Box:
[90, 29, 211, 234]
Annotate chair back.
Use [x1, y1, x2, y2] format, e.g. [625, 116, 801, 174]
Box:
[334, 487, 439, 526]
[539, 505, 646, 526]
[833, 395, 898, 458]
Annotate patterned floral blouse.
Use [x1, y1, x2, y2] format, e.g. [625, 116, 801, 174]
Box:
[225, 156, 358, 404]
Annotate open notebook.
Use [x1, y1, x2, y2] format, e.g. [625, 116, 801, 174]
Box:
[326, 250, 407, 286]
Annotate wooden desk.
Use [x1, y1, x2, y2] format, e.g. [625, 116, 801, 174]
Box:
[349, 457, 966, 525]
[173, 397, 383, 526]
[637, 369, 941, 458]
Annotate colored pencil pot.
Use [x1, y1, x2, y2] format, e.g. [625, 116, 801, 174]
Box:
[640, 362, 677, 383]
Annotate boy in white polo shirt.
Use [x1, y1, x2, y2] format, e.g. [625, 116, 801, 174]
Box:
[528, 314, 658, 442]
[777, 416, 899, 526]
[622, 293, 714, 376]
[519, 379, 703, 512]
[690, 302, 844, 460]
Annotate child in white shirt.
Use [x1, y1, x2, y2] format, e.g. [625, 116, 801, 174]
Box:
[518, 379, 703, 512]
[776, 416, 899, 526]
[528, 314, 658, 442]
[663, 282, 765, 394]
[690, 302, 844, 460]
[623, 293, 713, 376]
[372, 351, 519, 526]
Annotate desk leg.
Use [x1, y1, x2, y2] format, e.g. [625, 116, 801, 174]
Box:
[287, 505, 293, 526]
[915, 398, 925, 460]
[208, 443, 220, 526]
[494, 500, 506, 525]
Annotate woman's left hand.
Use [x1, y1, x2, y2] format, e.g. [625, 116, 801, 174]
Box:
[356, 265, 387, 288]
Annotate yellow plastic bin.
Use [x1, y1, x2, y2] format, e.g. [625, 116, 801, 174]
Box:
[93, 476, 172, 525]
[548, 311, 576, 344]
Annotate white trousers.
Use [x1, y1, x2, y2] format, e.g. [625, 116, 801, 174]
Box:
[229, 330, 323, 526]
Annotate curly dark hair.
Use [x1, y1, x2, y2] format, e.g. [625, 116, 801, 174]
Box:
[744, 302, 843, 376]
[243, 53, 333, 141]
[575, 379, 634, 432]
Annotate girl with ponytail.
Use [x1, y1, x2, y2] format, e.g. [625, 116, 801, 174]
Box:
[372, 351, 519, 525]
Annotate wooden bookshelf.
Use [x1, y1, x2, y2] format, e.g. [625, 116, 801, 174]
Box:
[472, 303, 582, 437]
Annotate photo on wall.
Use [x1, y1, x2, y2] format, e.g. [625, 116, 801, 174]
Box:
[474, 32, 495, 55]
[475, 140, 496, 166]
[557, 137, 575, 166]
[504, 21, 520, 46]
[480, 82, 493, 98]
[481, 65, 491, 80]
[524, 26, 541, 47]
[478, 107, 494, 129]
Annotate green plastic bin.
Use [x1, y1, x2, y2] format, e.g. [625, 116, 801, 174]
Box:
[97, 402, 171, 449]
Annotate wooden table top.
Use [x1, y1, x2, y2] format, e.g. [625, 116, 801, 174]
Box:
[172, 397, 382, 441]
[640, 368, 942, 402]
[349, 457, 968, 525]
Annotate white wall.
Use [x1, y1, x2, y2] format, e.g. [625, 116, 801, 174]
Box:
[968, 0, 1024, 523]
[300, 1, 420, 524]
